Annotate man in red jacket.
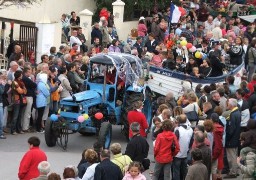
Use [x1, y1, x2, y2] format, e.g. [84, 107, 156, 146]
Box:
[18, 136, 47, 180]
[127, 101, 149, 139]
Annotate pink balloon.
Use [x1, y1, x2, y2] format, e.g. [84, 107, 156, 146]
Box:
[189, 46, 196, 53]
[77, 116, 85, 123]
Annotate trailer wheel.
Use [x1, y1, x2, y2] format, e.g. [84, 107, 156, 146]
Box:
[98, 122, 112, 149]
[45, 119, 57, 147]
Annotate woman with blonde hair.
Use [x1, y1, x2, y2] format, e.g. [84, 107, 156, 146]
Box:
[80, 55, 90, 79]
[81, 149, 99, 180]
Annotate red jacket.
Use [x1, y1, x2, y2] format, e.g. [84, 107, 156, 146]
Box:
[18, 147, 47, 180]
[212, 123, 224, 160]
[154, 131, 180, 163]
[128, 110, 148, 138]
[248, 80, 256, 95]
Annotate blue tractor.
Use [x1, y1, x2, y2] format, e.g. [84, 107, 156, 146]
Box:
[45, 53, 153, 149]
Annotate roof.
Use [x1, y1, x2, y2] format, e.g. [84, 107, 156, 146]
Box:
[89, 53, 140, 66]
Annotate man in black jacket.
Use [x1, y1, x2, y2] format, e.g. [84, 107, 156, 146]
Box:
[91, 22, 102, 45]
[67, 63, 79, 93]
[94, 149, 123, 180]
[224, 98, 241, 178]
[125, 122, 149, 170]
[22, 67, 37, 132]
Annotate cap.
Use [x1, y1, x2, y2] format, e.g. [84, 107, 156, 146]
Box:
[139, 16, 145, 21]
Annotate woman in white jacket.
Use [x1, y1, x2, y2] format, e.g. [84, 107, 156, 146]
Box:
[82, 149, 99, 180]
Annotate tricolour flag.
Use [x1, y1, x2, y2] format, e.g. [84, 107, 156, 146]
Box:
[169, 2, 181, 23]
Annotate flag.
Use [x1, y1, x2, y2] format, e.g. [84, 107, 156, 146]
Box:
[169, 2, 181, 24]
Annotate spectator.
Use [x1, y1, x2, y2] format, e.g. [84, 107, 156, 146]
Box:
[33, 161, 50, 180]
[36, 73, 50, 133]
[69, 43, 79, 57]
[183, 92, 200, 127]
[185, 56, 198, 75]
[77, 27, 88, 53]
[100, 20, 110, 48]
[211, 113, 224, 180]
[127, 101, 148, 139]
[203, 120, 214, 151]
[70, 30, 82, 52]
[91, 23, 102, 45]
[185, 148, 208, 180]
[204, 15, 215, 34]
[56, 45, 66, 58]
[125, 122, 149, 170]
[193, 131, 212, 179]
[61, 14, 70, 38]
[173, 114, 193, 180]
[48, 173, 61, 180]
[8, 45, 22, 67]
[180, 24, 194, 43]
[81, 149, 99, 180]
[18, 136, 47, 180]
[153, 119, 180, 180]
[94, 149, 123, 180]
[137, 18, 147, 37]
[209, 90, 221, 110]
[63, 167, 75, 180]
[236, 89, 250, 132]
[0, 75, 6, 139]
[22, 67, 37, 132]
[58, 67, 72, 99]
[11, 70, 27, 135]
[202, 102, 213, 120]
[67, 63, 79, 93]
[122, 161, 146, 180]
[198, 59, 212, 78]
[69, 11, 80, 26]
[7, 61, 19, 81]
[108, 39, 121, 53]
[224, 98, 241, 178]
[247, 39, 256, 82]
[144, 33, 158, 53]
[212, 22, 222, 41]
[133, 37, 143, 58]
[110, 143, 132, 174]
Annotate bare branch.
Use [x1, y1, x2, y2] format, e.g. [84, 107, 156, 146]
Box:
[0, 0, 41, 9]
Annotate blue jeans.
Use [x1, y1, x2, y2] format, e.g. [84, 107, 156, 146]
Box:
[0, 103, 3, 135]
[172, 157, 188, 180]
[153, 161, 172, 180]
[11, 104, 22, 133]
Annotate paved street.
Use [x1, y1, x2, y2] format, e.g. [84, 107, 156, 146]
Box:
[0, 125, 154, 180]
[0, 125, 241, 180]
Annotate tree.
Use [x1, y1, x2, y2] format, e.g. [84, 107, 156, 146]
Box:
[0, 0, 41, 9]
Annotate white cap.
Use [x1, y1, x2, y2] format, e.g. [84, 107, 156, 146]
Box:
[139, 16, 145, 21]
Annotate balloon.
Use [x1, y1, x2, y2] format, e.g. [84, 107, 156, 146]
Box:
[199, 53, 203, 59]
[77, 115, 85, 123]
[83, 114, 89, 120]
[195, 51, 201, 58]
[186, 43, 193, 49]
[189, 46, 196, 52]
[202, 53, 208, 60]
[50, 114, 58, 121]
[95, 112, 103, 120]
[180, 40, 187, 46]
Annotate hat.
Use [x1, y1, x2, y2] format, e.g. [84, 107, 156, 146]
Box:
[139, 16, 145, 21]
[211, 113, 219, 122]
[211, 41, 220, 47]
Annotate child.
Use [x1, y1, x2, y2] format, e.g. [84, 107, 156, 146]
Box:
[190, 67, 200, 77]
[175, 55, 186, 73]
[122, 161, 146, 180]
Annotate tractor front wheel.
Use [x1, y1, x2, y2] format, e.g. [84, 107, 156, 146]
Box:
[98, 122, 112, 149]
[45, 119, 57, 147]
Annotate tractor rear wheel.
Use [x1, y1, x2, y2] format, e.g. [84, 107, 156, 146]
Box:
[98, 122, 112, 149]
[45, 119, 57, 147]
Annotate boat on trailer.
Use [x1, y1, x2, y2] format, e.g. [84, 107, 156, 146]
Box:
[147, 63, 244, 97]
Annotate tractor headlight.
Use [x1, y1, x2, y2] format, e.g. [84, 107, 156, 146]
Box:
[79, 104, 83, 111]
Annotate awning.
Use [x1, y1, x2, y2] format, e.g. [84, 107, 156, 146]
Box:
[238, 15, 256, 23]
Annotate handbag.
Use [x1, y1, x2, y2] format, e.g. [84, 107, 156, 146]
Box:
[185, 104, 199, 122]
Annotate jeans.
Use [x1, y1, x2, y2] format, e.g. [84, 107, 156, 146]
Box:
[36, 107, 45, 131]
[0, 103, 3, 135]
[248, 64, 256, 82]
[42, 105, 49, 121]
[11, 104, 22, 133]
[153, 161, 172, 180]
[50, 101, 58, 115]
[22, 96, 33, 130]
[172, 157, 188, 180]
[226, 148, 238, 175]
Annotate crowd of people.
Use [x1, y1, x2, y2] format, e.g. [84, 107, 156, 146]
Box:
[0, 0, 256, 180]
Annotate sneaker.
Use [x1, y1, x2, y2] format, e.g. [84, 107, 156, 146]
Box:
[18, 131, 25, 134]
[37, 130, 45, 133]
[11, 132, 17, 135]
[0, 135, 6, 139]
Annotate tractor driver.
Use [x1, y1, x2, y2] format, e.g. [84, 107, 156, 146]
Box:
[106, 67, 125, 91]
